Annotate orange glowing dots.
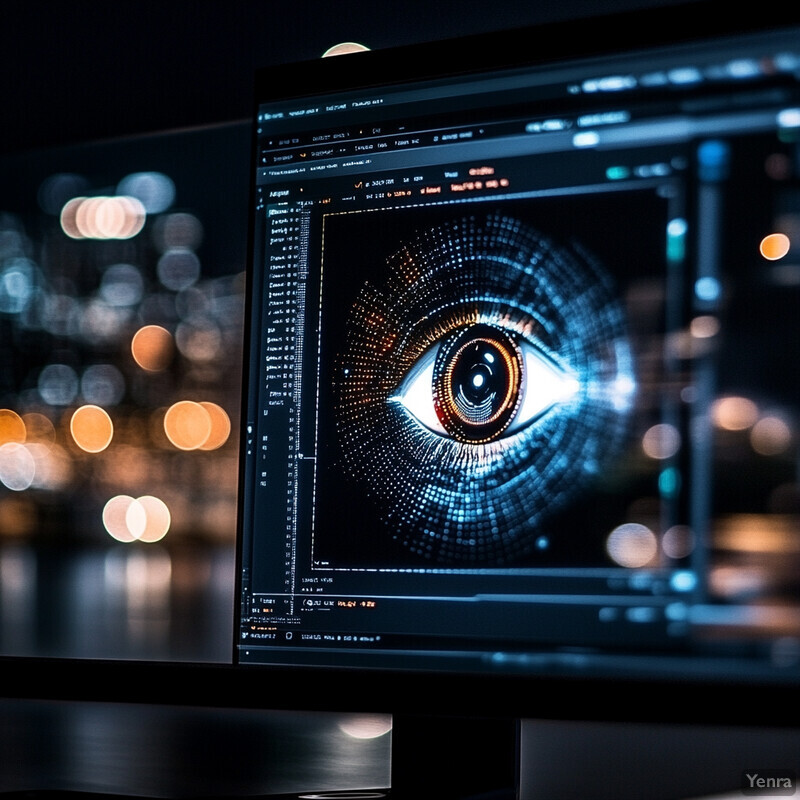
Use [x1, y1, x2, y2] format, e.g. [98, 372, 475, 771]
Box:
[131, 324, 174, 372]
[0, 409, 26, 445]
[198, 402, 231, 451]
[760, 232, 791, 261]
[102, 494, 171, 543]
[163, 401, 212, 450]
[70, 405, 114, 453]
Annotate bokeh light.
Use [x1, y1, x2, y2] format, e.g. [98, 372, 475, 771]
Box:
[198, 402, 231, 451]
[157, 248, 201, 291]
[750, 414, 793, 456]
[131, 325, 175, 372]
[689, 315, 720, 338]
[116, 172, 176, 214]
[0, 442, 36, 491]
[760, 232, 791, 260]
[712, 395, 759, 431]
[642, 423, 681, 460]
[126, 495, 171, 543]
[70, 405, 114, 453]
[27, 442, 72, 491]
[163, 401, 212, 450]
[175, 319, 222, 362]
[102, 494, 171, 543]
[81, 364, 126, 407]
[21, 412, 56, 444]
[337, 714, 393, 739]
[662, 524, 695, 559]
[60, 195, 146, 240]
[606, 522, 658, 568]
[38, 364, 80, 406]
[0, 409, 26, 444]
[322, 42, 371, 57]
[100, 263, 145, 307]
[0, 258, 36, 314]
[152, 212, 203, 252]
[103, 495, 139, 543]
[37, 173, 90, 215]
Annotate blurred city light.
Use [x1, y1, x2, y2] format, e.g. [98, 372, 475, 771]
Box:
[116, 171, 176, 214]
[760, 232, 791, 260]
[606, 523, 659, 568]
[131, 325, 175, 372]
[70, 405, 114, 453]
[61, 195, 146, 240]
[642, 423, 681, 460]
[712, 395, 759, 431]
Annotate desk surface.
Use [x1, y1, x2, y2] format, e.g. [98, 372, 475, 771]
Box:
[0, 699, 392, 799]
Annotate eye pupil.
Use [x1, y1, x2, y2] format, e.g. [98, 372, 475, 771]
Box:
[470, 367, 488, 391]
[434, 324, 522, 443]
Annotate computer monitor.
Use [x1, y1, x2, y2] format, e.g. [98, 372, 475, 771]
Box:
[236, 0, 800, 709]
[3, 3, 800, 798]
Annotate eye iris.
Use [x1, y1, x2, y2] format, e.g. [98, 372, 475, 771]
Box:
[433, 324, 522, 443]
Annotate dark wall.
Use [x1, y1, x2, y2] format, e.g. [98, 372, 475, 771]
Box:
[1, 0, 685, 156]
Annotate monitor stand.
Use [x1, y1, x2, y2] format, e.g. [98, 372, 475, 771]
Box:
[389, 714, 800, 800]
[389, 713, 518, 799]
[517, 718, 800, 800]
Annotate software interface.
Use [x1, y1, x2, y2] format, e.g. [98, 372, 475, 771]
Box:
[238, 26, 800, 675]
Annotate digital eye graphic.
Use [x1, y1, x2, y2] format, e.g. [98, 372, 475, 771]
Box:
[332, 211, 636, 565]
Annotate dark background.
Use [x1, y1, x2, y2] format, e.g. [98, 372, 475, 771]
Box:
[0, 0, 688, 157]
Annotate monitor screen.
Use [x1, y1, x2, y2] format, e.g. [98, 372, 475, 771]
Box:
[235, 2, 800, 704]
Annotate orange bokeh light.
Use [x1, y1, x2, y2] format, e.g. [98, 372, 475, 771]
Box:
[132, 495, 171, 542]
[131, 325, 174, 372]
[760, 232, 791, 261]
[70, 405, 114, 453]
[0, 409, 26, 445]
[163, 401, 212, 450]
[198, 402, 231, 451]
